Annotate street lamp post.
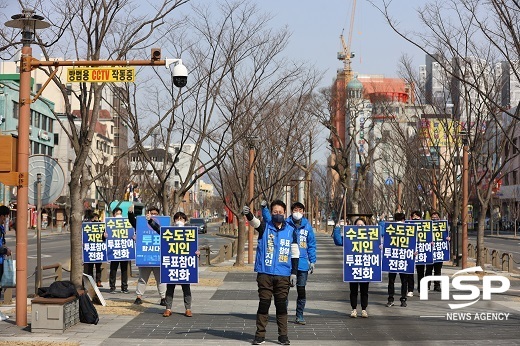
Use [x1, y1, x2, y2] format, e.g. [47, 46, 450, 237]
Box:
[5, 9, 50, 327]
[247, 138, 257, 264]
[460, 130, 469, 269]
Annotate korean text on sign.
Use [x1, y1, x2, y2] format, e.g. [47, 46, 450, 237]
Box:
[135, 216, 170, 267]
[160, 226, 198, 284]
[382, 222, 417, 274]
[407, 220, 433, 265]
[82, 222, 107, 263]
[105, 217, 135, 261]
[66, 67, 135, 83]
[342, 225, 382, 282]
[432, 220, 450, 262]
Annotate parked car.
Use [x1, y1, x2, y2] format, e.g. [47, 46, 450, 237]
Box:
[189, 217, 207, 234]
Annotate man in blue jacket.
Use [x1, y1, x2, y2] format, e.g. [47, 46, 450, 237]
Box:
[243, 200, 299, 346]
[262, 201, 316, 325]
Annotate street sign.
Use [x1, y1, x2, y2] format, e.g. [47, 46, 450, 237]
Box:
[66, 67, 135, 82]
[385, 177, 394, 185]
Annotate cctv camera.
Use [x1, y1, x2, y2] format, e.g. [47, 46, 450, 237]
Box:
[172, 63, 188, 88]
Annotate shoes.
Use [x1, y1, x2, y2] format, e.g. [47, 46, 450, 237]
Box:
[361, 310, 368, 318]
[96, 281, 103, 288]
[185, 309, 192, 317]
[400, 300, 407, 307]
[109, 289, 116, 294]
[434, 287, 442, 292]
[252, 337, 265, 345]
[121, 289, 129, 294]
[407, 292, 414, 297]
[295, 316, 306, 325]
[350, 309, 357, 318]
[163, 309, 172, 317]
[385, 301, 394, 307]
[160, 298, 167, 306]
[134, 297, 143, 305]
[278, 335, 290, 345]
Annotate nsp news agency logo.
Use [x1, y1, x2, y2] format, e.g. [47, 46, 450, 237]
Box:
[420, 266, 512, 321]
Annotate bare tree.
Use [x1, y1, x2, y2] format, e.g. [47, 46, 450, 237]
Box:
[19, 0, 191, 288]
[373, 0, 520, 265]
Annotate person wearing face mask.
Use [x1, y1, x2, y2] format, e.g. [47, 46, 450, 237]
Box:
[261, 201, 316, 325]
[129, 205, 167, 306]
[425, 210, 450, 292]
[147, 211, 198, 318]
[385, 212, 410, 308]
[108, 207, 131, 294]
[333, 217, 372, 317]
[83, 211, 106, 288]
[410, 210, 425, 295]
[244, 200, 299, 346]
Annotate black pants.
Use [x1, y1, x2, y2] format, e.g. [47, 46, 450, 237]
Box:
[405, 273, 414, 293]
[349, 282, 369, 310]
[165, 284, 192, 310]
[83, 263, 103, 283]
[388, 273, 407, 302]
[416, 265, 425, 292]
[109, 261, 129, 290]
[425, 262, 443, 289]
[255, 273, 290, 339]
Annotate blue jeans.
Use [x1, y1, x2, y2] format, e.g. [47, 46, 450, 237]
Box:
[294, 270, 308, 318]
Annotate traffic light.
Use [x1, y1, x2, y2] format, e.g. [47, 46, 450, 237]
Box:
[151, 48, 161, 61]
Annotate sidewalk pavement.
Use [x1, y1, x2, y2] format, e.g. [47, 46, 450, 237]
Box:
[1, 232, 520, 345]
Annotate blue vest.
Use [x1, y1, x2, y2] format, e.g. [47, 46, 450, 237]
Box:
[254, 222, 295, 276]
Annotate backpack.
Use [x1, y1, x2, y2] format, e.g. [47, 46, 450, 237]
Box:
[43, 280, 78, 298]
[79, 293, 99, 325]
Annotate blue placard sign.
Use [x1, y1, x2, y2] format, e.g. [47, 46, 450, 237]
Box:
[135, 215, 170, 266]
[407, 220, 433, 265]
[82, 222, 107, 263]
[382, 222, 417, 273]
[342, 225, 382, 282]
[105, 217, 135, 261]
[160, 226, 198, 284]
[432, 220, 450, 262]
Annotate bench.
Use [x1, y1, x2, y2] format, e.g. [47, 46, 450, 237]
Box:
[31, 294, 80, 333]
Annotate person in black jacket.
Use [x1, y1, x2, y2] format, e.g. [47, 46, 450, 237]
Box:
[243, 201, 299, 346]
[129, 205, 166, 306]
[108, 207, 130, 293]
[83, 212, 105, 287]
[147, 211, 198, 318]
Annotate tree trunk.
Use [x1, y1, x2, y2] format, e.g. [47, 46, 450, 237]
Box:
[235, 217, 246, 266]
[476, 203, 488, 267]
[69, 178, 84, 288]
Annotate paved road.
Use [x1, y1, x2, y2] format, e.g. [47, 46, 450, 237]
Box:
[468, 233, 520, 272]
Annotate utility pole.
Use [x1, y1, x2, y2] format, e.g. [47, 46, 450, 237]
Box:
[461, 131, 469, 269]
[247, 138, 256, 264]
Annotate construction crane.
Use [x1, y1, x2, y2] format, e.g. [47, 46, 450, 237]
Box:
[337, 0, 357, 84]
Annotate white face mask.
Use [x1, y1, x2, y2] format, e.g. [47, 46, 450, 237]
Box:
[175, 221, 185, 226]
[292, 212, 303, 221]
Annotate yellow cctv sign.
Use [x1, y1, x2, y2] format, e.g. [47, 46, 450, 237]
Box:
[66, 67, 135, 82]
